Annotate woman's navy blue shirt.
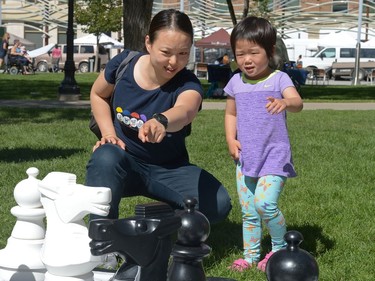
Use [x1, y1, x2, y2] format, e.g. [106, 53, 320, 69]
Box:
[104, 50, 203, 165]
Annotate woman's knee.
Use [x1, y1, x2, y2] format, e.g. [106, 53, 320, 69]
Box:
[199, 185, 232, 224]
[88, 144, 124, 170]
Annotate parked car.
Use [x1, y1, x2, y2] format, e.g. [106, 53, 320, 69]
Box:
[302, 45, 375, 79]
[34, 44, 109, 73]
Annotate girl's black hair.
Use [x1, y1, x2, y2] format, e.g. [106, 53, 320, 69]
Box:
[148, 9, 194, 44]
[230, 16, 276, 59]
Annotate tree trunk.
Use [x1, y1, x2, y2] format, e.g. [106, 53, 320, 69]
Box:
[226, 0, 237, 26]
[95, 36, 100, 72]
[243, 0, 250, 19]
[123, 0, 153, 51]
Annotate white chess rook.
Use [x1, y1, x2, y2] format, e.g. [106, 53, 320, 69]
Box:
[38, 171, 111, 281]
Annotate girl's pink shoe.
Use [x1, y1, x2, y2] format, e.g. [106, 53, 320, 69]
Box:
[257, 251, 274, 272]
[228, 258, 252, 272]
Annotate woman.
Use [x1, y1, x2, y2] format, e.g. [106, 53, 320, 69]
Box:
[86, 9, 232, 225]
[0, 32, 10, 70]
[10, 39, 31, 74]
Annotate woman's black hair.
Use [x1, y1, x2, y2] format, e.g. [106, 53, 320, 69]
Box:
[230, 16, 276, 59]
[148, 9, 194, 44]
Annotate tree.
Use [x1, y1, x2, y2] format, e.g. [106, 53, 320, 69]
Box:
[226, 0, 237, 25]
[241, 0, 270, 19]
[75, 0, 123, 71]
[122, 0, 153, 51]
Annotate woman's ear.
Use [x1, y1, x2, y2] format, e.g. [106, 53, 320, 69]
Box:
[145, 35, 151, 53]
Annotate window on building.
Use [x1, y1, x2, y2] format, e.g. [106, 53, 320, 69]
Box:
[287, 0, 300, 8]
[58, 27, 67, 45]
[333, 0, 348, 12]
[25, 24, 43, 49]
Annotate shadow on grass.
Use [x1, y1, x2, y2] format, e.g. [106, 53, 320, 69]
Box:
[287, 224, 335, 256]
[204, 220, 243, 265]
[261, 223, 335, 258]
[204, 221, 335, 266]
[0, 108, 91, 123]
[0, 78, 93, 100]
[0, 147, 84, 163]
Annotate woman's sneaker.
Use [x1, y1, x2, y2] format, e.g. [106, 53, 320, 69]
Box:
[257, 251, 274, 272]
[228, 258, 253, 272]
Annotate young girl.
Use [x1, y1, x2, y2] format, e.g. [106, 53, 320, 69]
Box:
[224, 16, 303, 272]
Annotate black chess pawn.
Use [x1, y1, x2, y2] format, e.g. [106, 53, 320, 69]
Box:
[167, 197, 211, 281]
[266, 230, 319, 281]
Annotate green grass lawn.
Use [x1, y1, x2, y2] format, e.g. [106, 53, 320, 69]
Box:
[1, 73, 375, 102]
[0, 108, 374, 280]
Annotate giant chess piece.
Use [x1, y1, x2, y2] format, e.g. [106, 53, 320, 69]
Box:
[266, 230, 319, 281]
[89, 201, 181, 281]
[38, 171, 111, 281]
[167, 197, 211, 281]
[0, 167, 46, 281]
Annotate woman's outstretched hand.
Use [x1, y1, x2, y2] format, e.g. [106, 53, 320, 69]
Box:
[138, 119, 167, 144]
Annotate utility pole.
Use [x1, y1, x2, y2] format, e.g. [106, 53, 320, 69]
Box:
[353, 0, 363, 86]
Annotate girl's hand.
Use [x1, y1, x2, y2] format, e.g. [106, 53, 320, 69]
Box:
[266, 97, 287, 114]
[93, 134, 126, 152]
[227, 139, 241, 161]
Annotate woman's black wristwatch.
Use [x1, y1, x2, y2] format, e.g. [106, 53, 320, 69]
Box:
[152, 113, 168, 129]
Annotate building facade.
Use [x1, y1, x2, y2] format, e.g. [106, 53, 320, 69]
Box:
[1, 0, 375, 49]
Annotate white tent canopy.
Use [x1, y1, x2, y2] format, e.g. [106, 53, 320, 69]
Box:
[28, 43, 55, 58]
[74, 33, 124, 49]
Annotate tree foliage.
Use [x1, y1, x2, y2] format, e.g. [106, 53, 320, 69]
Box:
[241, 0, 271, 19]
[74, 0, 123, 36]
[74, 0, 123, 71]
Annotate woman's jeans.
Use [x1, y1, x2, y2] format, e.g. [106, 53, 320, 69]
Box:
[85, 144, 232, 224]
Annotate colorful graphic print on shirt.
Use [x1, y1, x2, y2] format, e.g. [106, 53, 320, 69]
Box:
[116, 106, 148, 131]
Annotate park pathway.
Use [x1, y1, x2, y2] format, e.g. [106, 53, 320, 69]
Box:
[0, 100, 375, 110]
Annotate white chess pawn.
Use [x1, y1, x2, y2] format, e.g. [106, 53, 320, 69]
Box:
[38, 171, 111, 281]
[0, 167, 46, 281]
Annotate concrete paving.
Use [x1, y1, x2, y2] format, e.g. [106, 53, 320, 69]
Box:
[0, 99, 375, 110]
[202, 102, 375, 110]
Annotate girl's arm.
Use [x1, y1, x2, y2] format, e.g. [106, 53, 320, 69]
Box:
[266, 86, 303, 114]
[225, 97, 241, 161]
